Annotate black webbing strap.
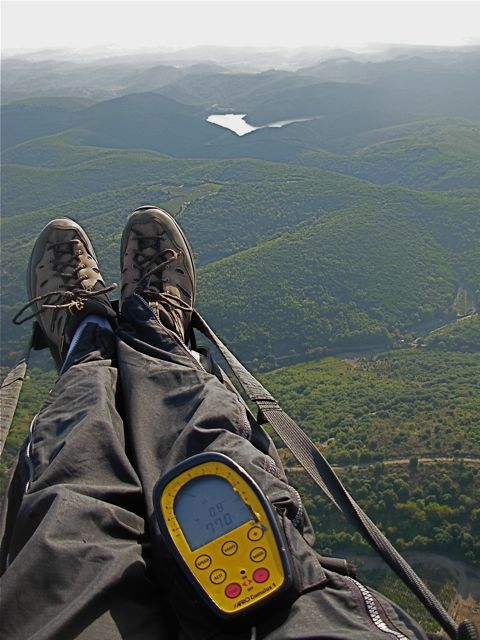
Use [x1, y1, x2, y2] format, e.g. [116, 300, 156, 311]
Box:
[0, 322, 45, 458]
[0, 359, 28, 456]
[2, 312, 476, 639]
[192, 310, 470, 640]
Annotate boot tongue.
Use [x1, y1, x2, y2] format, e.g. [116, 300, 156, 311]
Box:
[138, 237, 158, 251]
[144, 284, 190, 343]
[166, 285, 190, 341]
[136, 239, 158, 269]
[148, 299, 185, 342]
[52, 237, 80, 273]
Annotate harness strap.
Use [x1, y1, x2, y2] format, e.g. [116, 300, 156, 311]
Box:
[192, 309, 474, 640]
[0, 359, 28, 456]
[0, 322, 49, 456]
[2, 311, 476, 639]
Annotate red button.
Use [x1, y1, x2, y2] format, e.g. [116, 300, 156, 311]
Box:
[253, 568, 270, 584]
[225, 582, 242, 599]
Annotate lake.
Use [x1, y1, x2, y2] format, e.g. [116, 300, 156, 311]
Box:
[207, 113, 317, 136]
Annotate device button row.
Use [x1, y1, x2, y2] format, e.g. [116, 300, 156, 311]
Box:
[250, 547, 267, 562]
[195, 554, 212, 570]
[221, 540, 238, 556]
[210, 569, 227, 585]
[225, 582, 242, 599]
[247, 526, 264, 541]
[253, 568, 270, 584]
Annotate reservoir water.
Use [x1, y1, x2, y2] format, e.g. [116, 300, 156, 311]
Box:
[207, 114, 257, 136]
[207, 113, 316, 136]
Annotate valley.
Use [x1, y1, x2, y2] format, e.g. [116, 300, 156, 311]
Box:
[1, 46, 479, 629]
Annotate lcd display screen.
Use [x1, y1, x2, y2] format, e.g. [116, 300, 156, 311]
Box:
[174, 475, 253, 550]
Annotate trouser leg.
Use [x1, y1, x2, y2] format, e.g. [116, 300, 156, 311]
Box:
[118, 295, 427, 640]
[0, 324, 167, 640]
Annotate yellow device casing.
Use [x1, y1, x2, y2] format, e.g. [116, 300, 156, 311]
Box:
[154, 453, 294, 619]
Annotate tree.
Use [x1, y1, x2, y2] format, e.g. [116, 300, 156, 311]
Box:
[409, 456, 418, 474]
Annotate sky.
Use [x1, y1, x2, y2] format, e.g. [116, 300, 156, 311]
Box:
[2, 1, 480, 54]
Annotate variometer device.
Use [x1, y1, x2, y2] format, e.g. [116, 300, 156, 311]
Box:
[153, 452, 294, 620]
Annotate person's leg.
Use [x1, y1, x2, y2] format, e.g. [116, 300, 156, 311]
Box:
[117, 207, 427, 640]
[0, 219, 167, 640]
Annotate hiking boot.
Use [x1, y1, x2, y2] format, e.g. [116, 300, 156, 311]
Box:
[120, 206, 196, 343]
[13, 218, 117, 369]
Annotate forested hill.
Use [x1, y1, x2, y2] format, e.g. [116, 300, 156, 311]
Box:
[1, 155, 478, 367]
[1, 47, 479, 585]
[2, 47, 479, 363]
[1, 47, 480, 432]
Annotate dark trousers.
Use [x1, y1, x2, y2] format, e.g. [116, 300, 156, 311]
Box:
[0, 295, 427, 640]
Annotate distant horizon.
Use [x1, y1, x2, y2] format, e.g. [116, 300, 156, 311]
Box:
[4, 42, 480, 57]
[4, 42, 480, 73]
[2, 1, 480, 54]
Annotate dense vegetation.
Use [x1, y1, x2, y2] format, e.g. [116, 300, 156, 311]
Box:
[2, 49, 479, 367]
[423, 315, 480, 352]
[293, 461, 480, 567]
[257, 341, 480, 568]
[299, 118, 480, 189]
[361, 562, 457, 635]
[2, 155, 478, 367]
[3, 342, 478, 569]
[263, 349, 479, 463]
[1, 48, 479, 604]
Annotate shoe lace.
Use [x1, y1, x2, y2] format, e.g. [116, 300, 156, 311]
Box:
[132, 234, 193, 314]
[13, 239, 117, 325]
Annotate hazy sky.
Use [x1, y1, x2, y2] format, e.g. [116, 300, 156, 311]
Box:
[2, 1, 480, 54]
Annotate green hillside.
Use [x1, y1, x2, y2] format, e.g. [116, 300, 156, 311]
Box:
[1, 130, 145, 167]
[299, 118, 480, 189]
[328, 117, 480, 153]
[2, 148, 478, 367]
[1, 49, 479, 607]
[423, 315, 480, 352]
[295, 460, 480, 569]
[159, 69, 308, 108]
[0, 47, 480, 631]
[2, 151, 178, 216]
[197, 188, 478, 364]
[261, 345, 480, 567]
[0, 176, 222, 364]
[2, 345, 478, 568]
[262, 347, 480, 464]
[0, 97, 94, 148]
[3, 110, 479, 197]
